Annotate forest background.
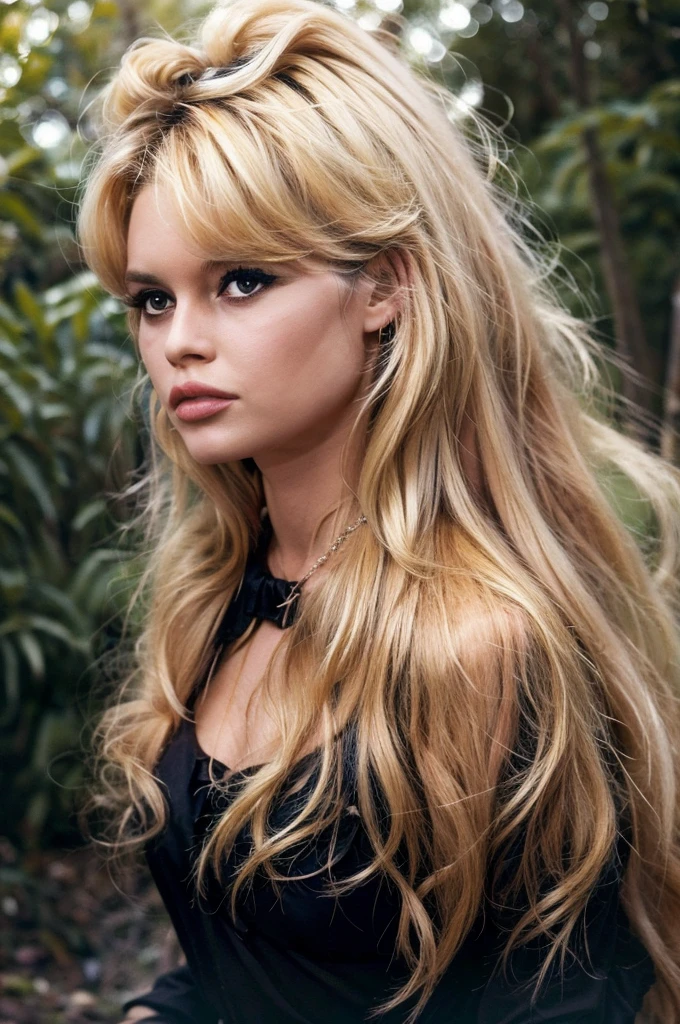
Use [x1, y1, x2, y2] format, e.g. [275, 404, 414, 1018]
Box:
[0, 0, 678, 1019]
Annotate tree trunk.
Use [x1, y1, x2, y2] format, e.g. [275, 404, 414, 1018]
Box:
[117, 0, 142, 52]
[526, 33, 561, 122]
[580, 125, 656, 410]
[555, 0, 655, 442]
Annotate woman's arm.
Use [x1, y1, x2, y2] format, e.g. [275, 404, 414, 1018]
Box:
[121, 963, 220, 1024]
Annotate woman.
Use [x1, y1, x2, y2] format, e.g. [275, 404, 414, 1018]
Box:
[78, 0, 680, 1021]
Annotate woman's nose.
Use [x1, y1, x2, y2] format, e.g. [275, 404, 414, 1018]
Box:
[163, 301, 218, 366]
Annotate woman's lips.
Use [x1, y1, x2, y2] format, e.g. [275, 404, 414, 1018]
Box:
[174, 397, 235, 422]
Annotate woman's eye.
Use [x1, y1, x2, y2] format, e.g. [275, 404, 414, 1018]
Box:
[123, 267, 277, 319]
[218, 267, 277, 300]
[141, 291, 172, 316]
[122, 290, 173, 318]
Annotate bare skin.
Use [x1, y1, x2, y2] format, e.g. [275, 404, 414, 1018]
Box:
[194, 619, 295, 770]
[121, 1009, 157, 1022]
[124, 182, 405, 773]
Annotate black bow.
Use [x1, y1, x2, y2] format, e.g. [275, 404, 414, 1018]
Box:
[213, 527, 301, 647]
[241, 567, 300, 629]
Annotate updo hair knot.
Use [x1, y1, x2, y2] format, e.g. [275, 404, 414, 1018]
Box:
[176, 56, 254, 88]
[96, 0, 403, 135]
[99, 37, 208, 128]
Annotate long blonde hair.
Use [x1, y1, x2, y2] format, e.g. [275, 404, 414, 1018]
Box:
[77, 1, 680, 1020]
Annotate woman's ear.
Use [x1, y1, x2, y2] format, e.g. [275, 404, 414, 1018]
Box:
[362, 248, 411, 335]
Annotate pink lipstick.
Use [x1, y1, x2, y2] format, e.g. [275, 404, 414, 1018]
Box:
[169, 382, 237, 423]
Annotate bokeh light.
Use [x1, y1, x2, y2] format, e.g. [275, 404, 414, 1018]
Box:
[588, 2, 608, 20]
[578, 14, 597, 37]
[448, 78, 485, 120]
[458, 17, 479, 37]
[0, 55, 22, 88]
[22, 6, 59, 46]
[439, 3, 471, 31]
[471, 3, 492, 25]
[358, 10, 381, 29]
[44, 77, 69, 99]
[584, 40, 602, 60]
[67, 0, 91, 29]
[31, 109, 70, 149]
[409, 25, 435, 56]
[498, 1, 523, 24]
[426, 39, 448, 62]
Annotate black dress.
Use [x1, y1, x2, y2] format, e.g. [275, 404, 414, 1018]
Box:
[123, 515, 656, 1024]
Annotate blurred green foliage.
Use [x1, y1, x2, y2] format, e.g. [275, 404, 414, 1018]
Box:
[528, 77, 680, 353]
[407, 0, 680, 393]
[0, 0, 677, 847]
[0, 268, 138, 844]
[0, 0, 149, 845]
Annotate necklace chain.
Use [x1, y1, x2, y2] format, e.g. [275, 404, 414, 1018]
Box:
[274, 513, 367, 615]
[198, 513, 368, 767]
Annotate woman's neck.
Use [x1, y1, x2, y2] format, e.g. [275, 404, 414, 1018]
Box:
[256, 434, 365, 582]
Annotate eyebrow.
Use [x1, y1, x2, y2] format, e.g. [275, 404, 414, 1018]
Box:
[124, 260, 231, 286]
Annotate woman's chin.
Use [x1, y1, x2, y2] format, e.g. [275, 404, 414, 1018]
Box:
[179, 440, 251, 466]
[188, 450, 247, 466]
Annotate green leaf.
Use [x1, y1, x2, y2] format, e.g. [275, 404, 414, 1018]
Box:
[24, 790, 49, 836]
[17, 630, 45, 679]
[39, 402, 71, 421]
[32, 711, 80, 770]
[5, 146, 42, 176]
[12, 281, 48, 344]
[2, 441, 57, 521]
[560, 230, 600, 253]
[72, 498, 107, 531]
[0, 337, 21, 360]
[0, 299, 24, 333]
[24, 614, 89, 653]
[0, 192, 43, 240]
[0, 638, 20, 726]
[0, 503, 26, 539]
[69, 548, 123, 605]
[43, 271, 99, 306]
[0, 368, 33, 419]
[0, 567, 27, 601]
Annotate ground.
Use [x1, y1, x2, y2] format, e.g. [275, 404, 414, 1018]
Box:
[0, 838, 178, 1023]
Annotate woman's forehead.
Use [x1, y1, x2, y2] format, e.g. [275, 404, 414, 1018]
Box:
[126, 182, 339, 282]
[116, 71, 391, 294]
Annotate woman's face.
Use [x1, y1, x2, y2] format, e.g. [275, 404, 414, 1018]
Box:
[125, 184, 386, 469]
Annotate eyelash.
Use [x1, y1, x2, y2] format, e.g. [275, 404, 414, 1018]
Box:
[123, 266, 278, 319]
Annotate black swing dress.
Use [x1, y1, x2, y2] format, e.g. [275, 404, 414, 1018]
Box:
[123, 514, 656, 1024]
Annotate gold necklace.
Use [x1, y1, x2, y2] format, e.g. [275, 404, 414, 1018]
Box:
[274, 513, 368, 621]
[200, 514, 367, 769]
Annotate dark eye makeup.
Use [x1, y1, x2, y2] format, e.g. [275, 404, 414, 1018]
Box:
[122, 266, 278, 319]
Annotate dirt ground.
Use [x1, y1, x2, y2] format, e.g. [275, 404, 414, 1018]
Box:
[0, 837, 180, 1023]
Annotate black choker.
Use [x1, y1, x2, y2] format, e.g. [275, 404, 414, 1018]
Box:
[213, 515, 300, 646]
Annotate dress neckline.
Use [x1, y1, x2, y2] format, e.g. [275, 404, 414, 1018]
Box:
[184, 716, 264, 778]
[184, 717, 323, 780]
[190, 511, 306, 776]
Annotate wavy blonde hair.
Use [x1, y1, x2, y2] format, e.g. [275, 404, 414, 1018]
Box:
[78, 0, 680, 1020]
